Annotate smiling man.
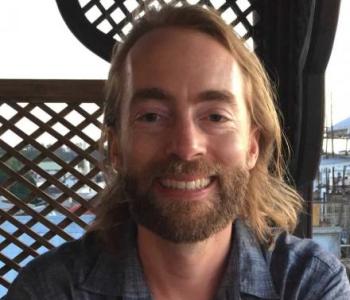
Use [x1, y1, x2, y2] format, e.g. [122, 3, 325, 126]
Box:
[5, 5, 350, 300]
[114, 25, 257, 246]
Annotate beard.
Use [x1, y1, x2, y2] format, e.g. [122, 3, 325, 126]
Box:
[117, 158, 250, 244]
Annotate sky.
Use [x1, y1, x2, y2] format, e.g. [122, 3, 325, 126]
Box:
[325, 0, 350, 126]
[0, 0, 109, 79]
[0, 0, 349, 125]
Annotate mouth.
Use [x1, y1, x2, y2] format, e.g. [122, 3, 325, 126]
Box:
[159, 177, 212, 191]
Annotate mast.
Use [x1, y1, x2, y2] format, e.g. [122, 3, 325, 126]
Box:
[330, 92, 335, 157]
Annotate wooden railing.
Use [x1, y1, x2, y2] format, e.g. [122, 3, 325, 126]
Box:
[0, 79, 104, 295]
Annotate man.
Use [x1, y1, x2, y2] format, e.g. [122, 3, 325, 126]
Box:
[5, 5, 350, 300]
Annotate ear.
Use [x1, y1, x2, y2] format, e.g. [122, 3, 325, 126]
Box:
[107, 128, 120, 171]
[246, 128, 260, 170]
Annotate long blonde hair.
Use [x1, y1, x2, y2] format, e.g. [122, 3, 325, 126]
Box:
[90, 5, 303, 244]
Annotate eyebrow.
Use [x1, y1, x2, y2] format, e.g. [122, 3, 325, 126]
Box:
[197, 90, 236, 104]
[131, 87, 236, 105]
[131, 87, 175, 105]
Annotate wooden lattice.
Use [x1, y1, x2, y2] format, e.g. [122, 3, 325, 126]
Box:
[57, 0, 259, 62]
[0, 80, 104, 293]
[83, 0, 256, 39]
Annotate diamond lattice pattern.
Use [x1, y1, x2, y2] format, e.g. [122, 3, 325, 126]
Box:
[79, 0, 258, 51]
[0, 101, 103, 293]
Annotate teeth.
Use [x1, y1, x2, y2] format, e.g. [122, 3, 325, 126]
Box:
[161, 178, 210, 190]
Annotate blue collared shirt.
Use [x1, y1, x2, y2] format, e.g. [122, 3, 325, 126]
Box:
[4, 220, 350, 299]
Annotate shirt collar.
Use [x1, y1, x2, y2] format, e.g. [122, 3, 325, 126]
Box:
[79, 222, 152, 299]
[235, 219, 279, 299]
[78, 220, 279, 299]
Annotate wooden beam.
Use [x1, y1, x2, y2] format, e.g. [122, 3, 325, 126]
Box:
[0, 79, 105, 103]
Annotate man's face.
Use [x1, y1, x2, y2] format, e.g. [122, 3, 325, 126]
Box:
[111, 28, 259, 243]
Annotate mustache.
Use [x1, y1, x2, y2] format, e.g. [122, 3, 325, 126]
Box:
[120, 158, 223, 193]
[147, 157, 223, 178]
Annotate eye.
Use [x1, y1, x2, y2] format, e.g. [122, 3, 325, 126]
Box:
[138, 113, 161, 123]
[208, 114, 229, 122]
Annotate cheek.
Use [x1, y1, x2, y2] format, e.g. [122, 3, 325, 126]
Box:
[123, 131, 164, 169]
[208, 132, 248, 166]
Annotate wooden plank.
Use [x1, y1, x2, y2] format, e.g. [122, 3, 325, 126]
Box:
[0, 276, 10, 288]
[312, 203, 320, 226]
[0, 252, 21, 272]
[0, 79, 105, 102]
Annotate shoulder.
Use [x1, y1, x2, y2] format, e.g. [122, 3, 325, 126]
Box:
[272, 232, 339, 268]
[270, 232, 350, 299]
[4, 232, 101, 300]
[25, 231, 99, 278]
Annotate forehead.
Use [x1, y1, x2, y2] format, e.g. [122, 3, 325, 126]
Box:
[125, 27, 244, 102]
[128, 27, 232, 63]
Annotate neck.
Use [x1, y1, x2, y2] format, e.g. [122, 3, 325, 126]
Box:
[137, 224, 233, 300]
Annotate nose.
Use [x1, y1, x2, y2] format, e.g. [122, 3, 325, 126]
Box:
[166, 116, 206, 161]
